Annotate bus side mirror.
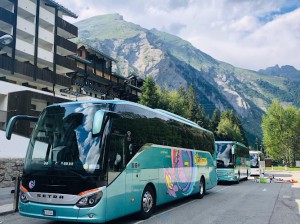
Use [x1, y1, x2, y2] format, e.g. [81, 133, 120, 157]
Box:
[92, 110, 121, 135]
[92, 110, 105, 135]
[6, 115, 38, 140]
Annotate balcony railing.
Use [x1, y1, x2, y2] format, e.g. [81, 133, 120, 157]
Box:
[56, 54, 76, 71]
[57, 17, 77, 38]
[0, 54, 12, 71]
[55, 73, 71, 87]
[56, 35, 77, 54]
[0, 7, 14, 25]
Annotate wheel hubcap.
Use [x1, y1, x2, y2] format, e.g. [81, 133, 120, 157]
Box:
[142, 191, 153, 213]
[200, 181, 204, 195]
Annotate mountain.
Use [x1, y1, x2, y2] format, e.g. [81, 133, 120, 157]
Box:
[258, 65, 300, 81]
[74, 14, 300, 145]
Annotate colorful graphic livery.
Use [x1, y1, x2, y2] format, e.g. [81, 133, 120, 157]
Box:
[6, 100, 217, 223]
[215, 141, 250, 183]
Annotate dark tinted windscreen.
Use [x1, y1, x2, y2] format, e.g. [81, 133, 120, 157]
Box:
[216, 143, 233, 168]
[25, 103, 108, 176]
[250, 153, 259, 168]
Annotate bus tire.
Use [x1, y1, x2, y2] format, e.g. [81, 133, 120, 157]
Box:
[195, 177, 205, 199]
[246, 170, 249, 180]
[139, 185, 156, 220]
[236, 172, 240, 184]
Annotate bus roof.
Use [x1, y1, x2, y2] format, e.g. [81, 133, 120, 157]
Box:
[48, 100, 213, 135]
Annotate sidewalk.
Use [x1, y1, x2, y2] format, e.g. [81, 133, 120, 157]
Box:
[0, 187, 15, 215]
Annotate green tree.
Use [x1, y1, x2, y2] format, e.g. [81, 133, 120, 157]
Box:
[139, 76, 160, 108]
[216, 118, 243, 142]
[262, 100, 300, 166]
[216, 110, 247, 145]
[185, 85, 212, 129]
[211, 108, 220, 133]
[255, 137, 259, 151]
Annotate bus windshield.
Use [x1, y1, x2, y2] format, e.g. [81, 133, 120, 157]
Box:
[216, 143, 234, 168]
[24, 103, 108, 176]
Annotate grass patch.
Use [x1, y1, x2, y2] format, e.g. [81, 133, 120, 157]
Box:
[266, 166, 300, 171]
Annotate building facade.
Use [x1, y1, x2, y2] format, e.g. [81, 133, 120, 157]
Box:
[65, 43, 143, 101]
[0, 0, 144, 137]
[0, 0, 78, 93]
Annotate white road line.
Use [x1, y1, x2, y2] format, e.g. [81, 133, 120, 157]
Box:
[215, 186, 231, 192]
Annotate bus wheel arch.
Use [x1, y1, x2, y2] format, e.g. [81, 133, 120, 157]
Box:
[139, 183, 156, 220]
[195, 176, 205, 199]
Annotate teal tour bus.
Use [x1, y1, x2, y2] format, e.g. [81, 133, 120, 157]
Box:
[215, 141, 250, 183]
[6, 100, 218, 223]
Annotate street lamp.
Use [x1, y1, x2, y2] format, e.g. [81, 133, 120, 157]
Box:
[0, 34, 13, 50]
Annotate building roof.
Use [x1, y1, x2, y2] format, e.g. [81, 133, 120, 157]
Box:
[111, 72, 127, 80]
[44, 0, 78, 18]
[128, 73, 145, 81]
[78, 43, 116, 62]
[69, 54, 91, 64]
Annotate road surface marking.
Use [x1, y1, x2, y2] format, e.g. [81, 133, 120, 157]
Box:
[215, 186, 230, 193]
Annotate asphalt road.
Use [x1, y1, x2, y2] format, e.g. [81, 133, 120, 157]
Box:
[1, 172, 300, 224]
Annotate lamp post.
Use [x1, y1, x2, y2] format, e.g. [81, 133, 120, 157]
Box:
[0, 34, 13, 50]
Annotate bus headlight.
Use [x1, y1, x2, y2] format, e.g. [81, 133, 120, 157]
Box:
[20, 191, 29, 203]
[20, 185, 29, 203]
[76, 191, 103, 208]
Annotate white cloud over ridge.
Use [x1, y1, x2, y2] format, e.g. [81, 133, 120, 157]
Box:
[56, 0, 300, 70]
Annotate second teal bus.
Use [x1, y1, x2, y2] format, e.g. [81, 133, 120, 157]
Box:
[215, 141, 250, 183]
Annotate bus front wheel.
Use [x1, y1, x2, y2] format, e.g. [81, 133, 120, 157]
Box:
[139, 185, 156, 220]
[195, 177, 205, 199]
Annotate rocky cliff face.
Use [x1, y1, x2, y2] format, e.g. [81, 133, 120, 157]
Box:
[75, 14, 299, 144]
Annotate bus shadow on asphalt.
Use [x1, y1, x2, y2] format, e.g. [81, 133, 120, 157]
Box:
[217, 178, 248, 185]
[107, 194, 206, 224]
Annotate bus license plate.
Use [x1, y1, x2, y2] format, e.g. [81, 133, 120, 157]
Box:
[43, 209, 55, 216]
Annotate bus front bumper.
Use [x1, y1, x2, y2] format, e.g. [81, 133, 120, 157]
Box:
[19, 201, 106, 223]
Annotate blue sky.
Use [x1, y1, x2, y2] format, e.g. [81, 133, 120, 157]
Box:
[56, 0, 300, 71]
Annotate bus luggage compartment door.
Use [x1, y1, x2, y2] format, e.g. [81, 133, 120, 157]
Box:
[125, 162, 141, 214]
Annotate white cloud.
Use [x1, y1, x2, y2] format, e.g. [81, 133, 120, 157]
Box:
[56, 0, 300, 70]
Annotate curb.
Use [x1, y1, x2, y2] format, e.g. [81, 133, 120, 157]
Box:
[0, 209, 15, 216]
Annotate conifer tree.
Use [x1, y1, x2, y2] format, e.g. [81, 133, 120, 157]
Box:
[139, 76, 160, 108]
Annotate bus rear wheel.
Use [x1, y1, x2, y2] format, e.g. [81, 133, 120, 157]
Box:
[195, 177, 205, 199]
[139, 185, 155, 220]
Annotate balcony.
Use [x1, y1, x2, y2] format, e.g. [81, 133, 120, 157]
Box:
[56, 35, 76, 56]
[39, 6, 54, 26]
[16, 16, 35, 39]
[0, 7, 14, 25]
[18, 0, 36, 16]
[55, 73, 71, 87]
[14, 60, 34, 78]
[56, 54, 76, 74]
[0, 54, 12, 71]
[0, 0, 14, 12]
[0, 54, 71, 87]
[57, 17, 77, 39]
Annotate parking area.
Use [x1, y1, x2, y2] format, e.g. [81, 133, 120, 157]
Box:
[0, 171, 300, 224]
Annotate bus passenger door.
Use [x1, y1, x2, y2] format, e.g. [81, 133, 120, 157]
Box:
[106, 133, 126, 221]
[125, 143, 141, 215]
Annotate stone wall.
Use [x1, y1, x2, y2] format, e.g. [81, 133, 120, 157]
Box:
[0, 158, 24, 188]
